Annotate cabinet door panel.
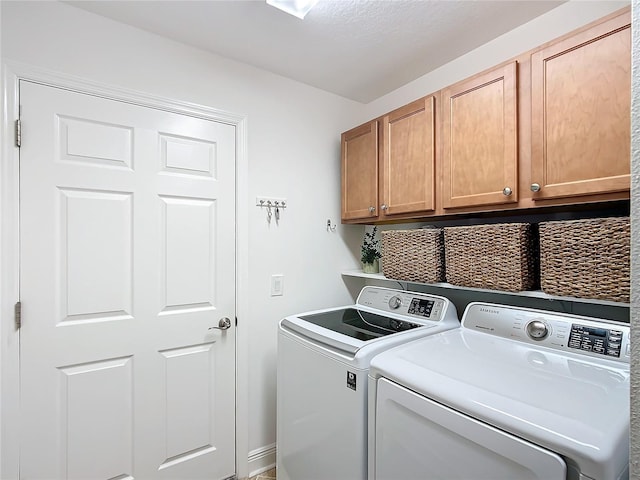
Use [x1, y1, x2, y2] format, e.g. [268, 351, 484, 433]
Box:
[531, 11, 630, 200]
[442, 62, 518, 209]
[341, 121, 379, 221]
[382, 97, 436, 216]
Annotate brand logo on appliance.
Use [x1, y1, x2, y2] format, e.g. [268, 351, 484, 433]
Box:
[347, 371, 357, 391]
[479, 307, 500, 315]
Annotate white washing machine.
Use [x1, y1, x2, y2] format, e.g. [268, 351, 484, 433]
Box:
[368, 302, 630, 480]
[277, 286, 459, 480]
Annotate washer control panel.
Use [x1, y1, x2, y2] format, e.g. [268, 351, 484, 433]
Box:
[407, 297, 435, 318]
[356, 286, 457, 324]
[462, 302, 630, 363]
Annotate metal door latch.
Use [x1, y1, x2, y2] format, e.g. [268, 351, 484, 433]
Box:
[209, 317, 232, 331]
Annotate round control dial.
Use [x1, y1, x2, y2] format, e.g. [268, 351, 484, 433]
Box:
[388, 296, 402, 309]
[526, 320, 549, 340]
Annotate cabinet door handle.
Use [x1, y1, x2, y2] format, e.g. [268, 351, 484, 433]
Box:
[381, 204, 388, 211]
[502, 187, 512, 196]
[368, 206, 376, 214]
[530, 183, 541, 192]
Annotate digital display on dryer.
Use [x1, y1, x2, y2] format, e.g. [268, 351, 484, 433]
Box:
[408, 298, 434, 318]
[568, 324, 623, 358]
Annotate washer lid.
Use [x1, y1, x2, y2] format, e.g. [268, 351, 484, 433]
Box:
[299, 307, 423, 338]
[281, 309, 435, 356]
[370, 329, 630, 480]
[281, 286, 459, 358]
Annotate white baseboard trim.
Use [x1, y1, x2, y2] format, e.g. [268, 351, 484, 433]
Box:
[247, 443, 276, 478]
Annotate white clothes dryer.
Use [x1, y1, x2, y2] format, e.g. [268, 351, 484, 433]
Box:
[368, 302, 630, 480]
[277, 286, 459, 480]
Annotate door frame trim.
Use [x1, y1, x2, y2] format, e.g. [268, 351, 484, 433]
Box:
[0, 60, 250, 479]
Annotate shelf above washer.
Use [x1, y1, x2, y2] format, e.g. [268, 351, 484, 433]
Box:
[341, 269, 630, 308]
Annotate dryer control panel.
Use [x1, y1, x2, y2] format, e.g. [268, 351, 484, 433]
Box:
[567, 324, 624, 357]
[462, 302, 630, 363]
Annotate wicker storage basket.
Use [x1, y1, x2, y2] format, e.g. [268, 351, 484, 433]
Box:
[539, 217, 630, 302]
[381, 229, 445, 283]
[444, 223, 537, 292]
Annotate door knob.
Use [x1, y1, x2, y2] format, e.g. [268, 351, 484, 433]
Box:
[209, 317, 232, 331]
[381, 204, 388, 211]
[530, 183, 541, 192]
[502, 187, 512, 196]
[368, 206, 376, 214]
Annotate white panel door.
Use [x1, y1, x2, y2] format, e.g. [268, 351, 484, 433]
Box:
[19, 80, 236, 480]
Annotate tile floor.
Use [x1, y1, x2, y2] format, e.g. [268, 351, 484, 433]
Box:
[249, 467, 276, 480]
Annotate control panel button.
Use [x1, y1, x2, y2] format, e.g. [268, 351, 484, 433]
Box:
[526, 320, 549, 340]
[388, 296, 402, 310]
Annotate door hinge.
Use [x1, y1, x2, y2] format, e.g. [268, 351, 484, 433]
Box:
[15, 119, 21, 148]
[15, 301, 22, 329]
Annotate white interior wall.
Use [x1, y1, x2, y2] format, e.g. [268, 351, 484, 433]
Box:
[0, 1, 364, 477]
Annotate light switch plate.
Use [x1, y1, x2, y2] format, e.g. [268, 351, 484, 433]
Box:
[271, 274, 284, 296]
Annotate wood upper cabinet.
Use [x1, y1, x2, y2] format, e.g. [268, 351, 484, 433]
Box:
[340, 8, 630, 223]
[530, 9, 631, 201]
[381, 96, 436, 217]
[341, 120, 379, 221]
[441, 62, 518, 210]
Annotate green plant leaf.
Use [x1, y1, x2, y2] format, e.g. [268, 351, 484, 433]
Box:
[361, 226, 382, 263]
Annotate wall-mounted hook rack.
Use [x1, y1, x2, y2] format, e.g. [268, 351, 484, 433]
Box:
[256, 197, 287, 209]
[256, 196, 287, 223]
[326, 219, 337, 232]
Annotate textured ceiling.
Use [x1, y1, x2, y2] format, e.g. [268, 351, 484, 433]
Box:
[66, 0, 565, 103]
